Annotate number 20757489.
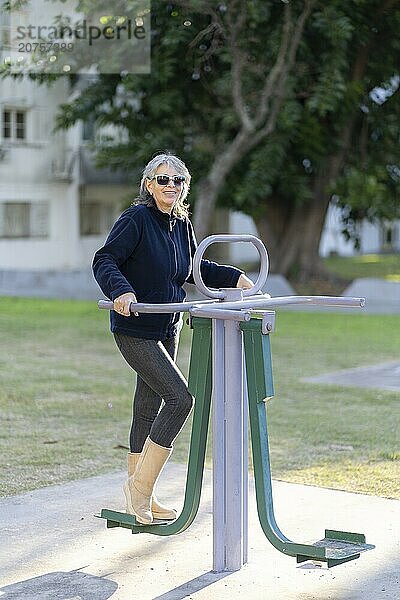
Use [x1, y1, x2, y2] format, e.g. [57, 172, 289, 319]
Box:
[18, 42, 74, 53]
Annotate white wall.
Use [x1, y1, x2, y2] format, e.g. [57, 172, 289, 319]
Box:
[359, 220, 382, 254]
[319, 204, 357, 257]
[228, 211, 260, 264]
[0, 76, 83, 269]
[320, 204, 400, 256]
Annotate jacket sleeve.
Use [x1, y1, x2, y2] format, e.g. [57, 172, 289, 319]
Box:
[185, 219, 243, 289]
[92, 213, 141, 301]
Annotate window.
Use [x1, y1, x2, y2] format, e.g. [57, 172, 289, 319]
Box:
[3, 110, 11, 139]
[80, 201, 115, 235]
[2, 109, 26, 141]
[16, 111, 25, 139]
[0, 202, 49, 238]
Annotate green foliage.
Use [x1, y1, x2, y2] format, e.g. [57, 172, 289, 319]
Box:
[224, 1, 400, 243]
[332, 73, 400, 245]
[45, 1, 321, 192]
[336, 168, 397, 219]
[335, 165, 400, 247]
[2, 0, 399, 250]
[2, 0, 29, 10]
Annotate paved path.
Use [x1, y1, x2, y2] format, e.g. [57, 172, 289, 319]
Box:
[1, 464, 399, 600]
[303, 360, 400, 392]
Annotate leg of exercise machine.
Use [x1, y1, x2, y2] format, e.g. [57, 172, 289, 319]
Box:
[241, 317, 375, 568]
[98, 317, 212, 536]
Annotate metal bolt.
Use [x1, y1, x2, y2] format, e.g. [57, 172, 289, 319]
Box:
[266, 322, 273, 332]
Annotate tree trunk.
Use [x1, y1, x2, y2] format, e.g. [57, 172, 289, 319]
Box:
[254, 201, 301, 274]
[254, 203, 314, 277]
[254, 181, 331, 278]
[297, 184, 331, 279]
[253, 213, 280, 272]
[192, 130, 253, 241]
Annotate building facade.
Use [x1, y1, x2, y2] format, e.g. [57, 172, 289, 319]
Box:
[0, 76, 132, 273]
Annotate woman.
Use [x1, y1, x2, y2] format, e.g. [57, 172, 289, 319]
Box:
[93, 153, 254, 525]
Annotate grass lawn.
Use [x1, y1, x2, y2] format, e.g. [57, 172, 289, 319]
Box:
[323, 253, 400, 282]
[0, 296, 399, 499]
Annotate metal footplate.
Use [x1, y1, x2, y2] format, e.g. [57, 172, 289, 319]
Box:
[97, 509, 171, 533]
[98, 509, 141, 529]
[295, 530, 375, 568]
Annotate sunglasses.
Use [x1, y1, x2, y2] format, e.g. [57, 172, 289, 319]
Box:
[150, 174, 186, 187]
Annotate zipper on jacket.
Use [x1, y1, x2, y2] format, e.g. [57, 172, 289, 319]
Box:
[168, 220, 178, 330]
[169, 221, 178, 280]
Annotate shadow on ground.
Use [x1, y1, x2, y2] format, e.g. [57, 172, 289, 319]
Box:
[0, 570, 118, 599]
[151, 570, 232, 600]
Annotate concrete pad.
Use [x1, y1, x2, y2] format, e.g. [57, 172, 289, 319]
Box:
[303, 360, 400, 392]
[343, 279, 400, 314]
[0, 464, 399, 600]
[0, 269, 100, 300]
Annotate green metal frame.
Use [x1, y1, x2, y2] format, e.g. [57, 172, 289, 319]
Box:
[99, 315, 374, 568]
[240, 318, 374, 567]
[98, 317, 212, 536]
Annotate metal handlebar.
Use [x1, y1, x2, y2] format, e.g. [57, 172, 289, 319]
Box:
[193, 234, 269, 299]
[98, 295, 365, 314]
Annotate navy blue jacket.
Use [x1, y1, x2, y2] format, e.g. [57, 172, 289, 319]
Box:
[92, 204, 242, 339]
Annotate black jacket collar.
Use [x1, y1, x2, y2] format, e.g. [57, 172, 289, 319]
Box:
[149, 205, 177, 229]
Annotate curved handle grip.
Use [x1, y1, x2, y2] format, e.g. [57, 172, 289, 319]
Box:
[193, 234, 269, 299]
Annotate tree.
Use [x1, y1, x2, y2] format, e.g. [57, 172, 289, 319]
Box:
[4, 0, 399, 277]
[42, 0, 318, 248]
[334, 78, 400, 251]
[219, 1, 400, 276]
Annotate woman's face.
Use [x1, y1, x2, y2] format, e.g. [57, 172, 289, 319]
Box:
[145, 164, 184, 214]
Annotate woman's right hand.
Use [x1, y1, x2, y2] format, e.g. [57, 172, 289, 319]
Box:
[113, 292, 139, 317]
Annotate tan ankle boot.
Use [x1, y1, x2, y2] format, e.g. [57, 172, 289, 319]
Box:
[124, 451, 177, 521]
[125, 437, 174, 524]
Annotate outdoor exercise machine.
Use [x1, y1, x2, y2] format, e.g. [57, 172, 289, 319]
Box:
[97, 234, 374, 572]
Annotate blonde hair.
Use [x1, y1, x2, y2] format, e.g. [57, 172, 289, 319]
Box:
[135, 153, 191, 218]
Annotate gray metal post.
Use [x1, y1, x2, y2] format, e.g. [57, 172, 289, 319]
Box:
[211, 288, 247, 572]
[223, 317, 247, 570]
[212, 318, 226, 571]
[242, 352, 249, 564]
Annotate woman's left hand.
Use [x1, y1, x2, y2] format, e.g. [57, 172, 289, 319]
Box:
[236, 273, 254, 289]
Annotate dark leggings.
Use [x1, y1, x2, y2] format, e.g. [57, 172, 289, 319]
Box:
[113, 332, 194, 451]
